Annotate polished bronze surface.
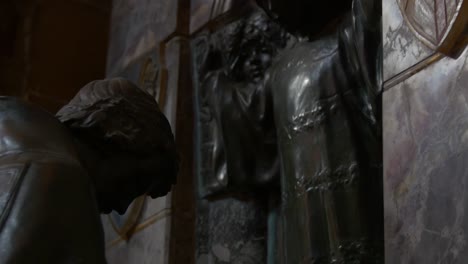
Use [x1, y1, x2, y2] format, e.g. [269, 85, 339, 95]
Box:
[259, 2, 384, 260]
[263, 1, 383, 261]
[193, 10, 287, 263]
[194, 0, 383, 262]
[196, 11, 288, 197]
[0, 78, 178, 263]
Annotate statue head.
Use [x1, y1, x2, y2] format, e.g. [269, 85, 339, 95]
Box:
[56, 78, 178, 214]
[218, 11, 288, 82]
[256, 0, 352, 36]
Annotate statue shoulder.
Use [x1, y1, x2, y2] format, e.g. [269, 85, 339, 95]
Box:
[0, 97, 79, 160]
[0, 98, 103, 263]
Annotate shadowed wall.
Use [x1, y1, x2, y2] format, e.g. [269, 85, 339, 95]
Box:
[0, 0, 110, 112]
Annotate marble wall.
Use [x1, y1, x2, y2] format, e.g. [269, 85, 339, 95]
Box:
[383, 0, 468, 263]
[382, 0, 436, 82]
[105, 0, 178, 77]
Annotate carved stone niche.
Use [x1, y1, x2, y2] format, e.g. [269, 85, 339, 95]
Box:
[398, 0, 468, 58]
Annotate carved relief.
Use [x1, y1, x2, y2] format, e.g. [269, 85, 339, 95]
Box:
[398, 0, 468, 57]
[193, 10, 289, 197]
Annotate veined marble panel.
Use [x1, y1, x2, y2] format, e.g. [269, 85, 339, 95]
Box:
[106, 0, 178, 76]
[384, 48, 468, 263]
[383, 0, 435, 82]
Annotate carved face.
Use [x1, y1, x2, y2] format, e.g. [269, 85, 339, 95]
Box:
[238, 43, 273, 82]
[256, 0, 352, 35]
[226, 12, 286, 82]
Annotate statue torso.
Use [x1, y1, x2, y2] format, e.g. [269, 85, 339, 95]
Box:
[267, 21, 383, 262]
[269, 36, 347, 132]
[200, 73, 278, 195]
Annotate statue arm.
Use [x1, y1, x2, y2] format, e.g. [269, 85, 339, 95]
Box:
[338, 0, 382, 124]
[355, 0, 382, 90]
[356, 0, 382, 27]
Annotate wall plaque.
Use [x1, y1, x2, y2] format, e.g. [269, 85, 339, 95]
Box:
[398, 0, 468, 57]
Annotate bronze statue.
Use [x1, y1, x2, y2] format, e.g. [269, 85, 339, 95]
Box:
[258, 0, 383, 262]
[0, 78, 178, 263]
[193, 11, 288, 263]
[196, 0, 383, 262]
[198, 11, 287, 196]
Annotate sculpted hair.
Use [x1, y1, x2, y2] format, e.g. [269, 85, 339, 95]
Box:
[214, 11, 289, 80]
[57, 78, 172, 152]
[56, 78, 178, 191]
